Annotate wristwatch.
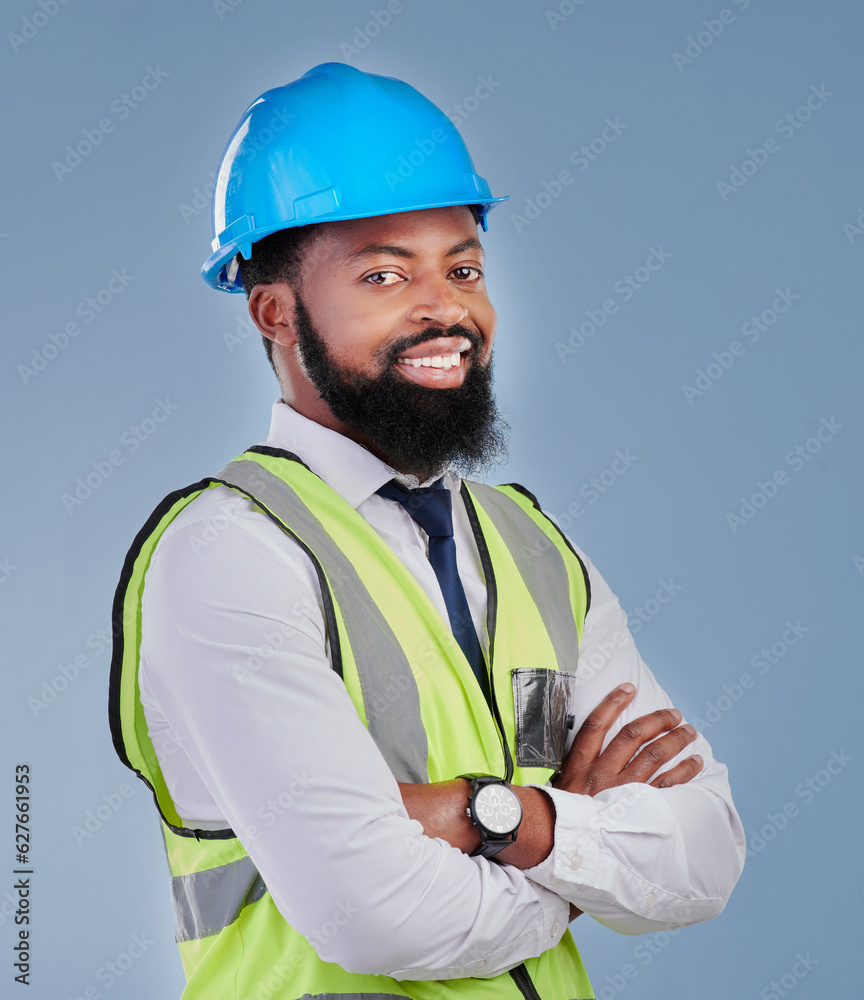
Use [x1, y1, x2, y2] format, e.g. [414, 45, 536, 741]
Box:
[460, 774, 523, 859]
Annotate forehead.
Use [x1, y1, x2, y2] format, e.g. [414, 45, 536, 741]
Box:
[308, 205, 483, 269]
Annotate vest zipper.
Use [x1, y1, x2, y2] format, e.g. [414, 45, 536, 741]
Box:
[510, 963, 544, 1000]
[460, 484, 514, 782]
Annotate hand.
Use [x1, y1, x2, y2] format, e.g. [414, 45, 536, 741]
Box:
[553, 683, 703, 796]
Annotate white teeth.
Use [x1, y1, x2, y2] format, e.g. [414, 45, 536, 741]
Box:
[396, 352, 463, 370]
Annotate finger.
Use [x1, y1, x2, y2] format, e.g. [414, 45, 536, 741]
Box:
[561, 683, 636, 769]
[649, 754, 704, 789]
[621, 724, 698, 783]
[599, 707, 685, 771]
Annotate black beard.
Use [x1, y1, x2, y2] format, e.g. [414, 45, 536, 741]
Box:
[291, 291, 508, 481]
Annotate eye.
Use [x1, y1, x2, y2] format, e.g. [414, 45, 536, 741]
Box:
[363, 270, 404, 286]
[451, 266, 483, 282]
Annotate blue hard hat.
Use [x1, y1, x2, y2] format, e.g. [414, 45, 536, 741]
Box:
[201, 62, 509, 292]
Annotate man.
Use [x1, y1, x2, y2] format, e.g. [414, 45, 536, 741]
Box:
[110, 62, 744, 1000]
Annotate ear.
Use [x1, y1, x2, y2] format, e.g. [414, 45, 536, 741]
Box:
[247, 284, 298, 348]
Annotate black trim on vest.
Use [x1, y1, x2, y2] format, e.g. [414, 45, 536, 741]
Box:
[502, 482, 592, 616]
[109, 452, 346, 841]
[108, 478, 238, 841]
[245, 444, 314, 472]
[460, 483, 515, 784]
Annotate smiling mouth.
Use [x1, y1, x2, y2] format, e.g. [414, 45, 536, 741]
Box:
[397, 351, 463, 370]
[394, 336, 473, 371]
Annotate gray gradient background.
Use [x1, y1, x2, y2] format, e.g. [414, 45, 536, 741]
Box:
[1, 0, 861, 997]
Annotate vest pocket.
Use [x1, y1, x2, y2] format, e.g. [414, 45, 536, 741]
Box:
[511, 668, 578, 770]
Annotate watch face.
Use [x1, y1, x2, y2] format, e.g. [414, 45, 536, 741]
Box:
[474, 783, 522, 835]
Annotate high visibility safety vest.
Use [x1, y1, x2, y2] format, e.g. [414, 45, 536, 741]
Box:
[110, 446, 596, 1000]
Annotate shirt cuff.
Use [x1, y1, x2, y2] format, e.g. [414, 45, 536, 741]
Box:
[521, 784, 601, 893]
[520, 783, 725, 933]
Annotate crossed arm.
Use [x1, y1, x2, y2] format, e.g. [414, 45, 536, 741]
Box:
[399, 682, 705, 922]
[141, 497, 746, 978]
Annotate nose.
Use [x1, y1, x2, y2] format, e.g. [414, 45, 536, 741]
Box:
[405, 273, 468, 329]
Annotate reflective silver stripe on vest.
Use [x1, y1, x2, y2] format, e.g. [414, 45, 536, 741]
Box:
[468, 484, 581, 673]
[172, 854, 267, 943]
[218, 459, 429, 784]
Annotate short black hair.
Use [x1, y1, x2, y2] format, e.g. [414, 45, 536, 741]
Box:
[236, 203, 485, 372]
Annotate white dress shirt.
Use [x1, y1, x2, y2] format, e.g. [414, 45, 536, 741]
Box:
[138, 400, 745, 981]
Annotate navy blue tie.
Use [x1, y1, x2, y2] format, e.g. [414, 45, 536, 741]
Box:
[376, 479, 491, 706]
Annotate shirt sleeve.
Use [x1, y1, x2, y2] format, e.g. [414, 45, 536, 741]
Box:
[138, 491, 570, 981]
[518, 545, 746, 934]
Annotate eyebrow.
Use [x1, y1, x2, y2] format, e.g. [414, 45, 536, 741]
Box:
[344, 237, 484, 264]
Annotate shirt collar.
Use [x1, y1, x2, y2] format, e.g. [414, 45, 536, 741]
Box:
[263, 400, 459, 508]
